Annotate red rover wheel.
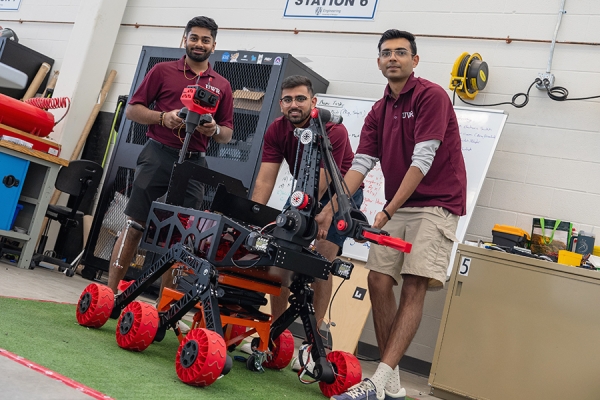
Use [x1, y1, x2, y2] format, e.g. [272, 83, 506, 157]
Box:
[176, 328, 227, 387]
[115, 301, 159, 352]
[319, 351, 362, 397]
[76, 283, 114, 328]
[263, 329, 294, 369]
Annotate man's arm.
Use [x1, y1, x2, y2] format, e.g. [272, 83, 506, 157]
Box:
[372, 166, 424, 229]
[251, 162, 281, 205]
[126, 103, 160, 126]
[195, 118, 233, 144]
[315, 169, 366, 239]
[318, 168, 331, 200]
[126, 103, 183, 130]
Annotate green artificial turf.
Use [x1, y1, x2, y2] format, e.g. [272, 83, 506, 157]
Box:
[0, 297, 328, 400]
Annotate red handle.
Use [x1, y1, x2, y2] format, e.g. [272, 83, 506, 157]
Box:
[361, 230, 412, 253]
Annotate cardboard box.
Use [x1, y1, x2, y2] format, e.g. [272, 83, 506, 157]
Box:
[233, 90, 264, 112]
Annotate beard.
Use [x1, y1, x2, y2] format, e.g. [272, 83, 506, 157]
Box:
[186, 46, 211, 63]
[286, 108, 310, 125]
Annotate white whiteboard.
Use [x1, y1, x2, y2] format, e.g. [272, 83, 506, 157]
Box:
[266, 94, 507, 266]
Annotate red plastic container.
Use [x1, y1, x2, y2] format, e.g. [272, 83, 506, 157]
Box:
[0, 93, 54, 137]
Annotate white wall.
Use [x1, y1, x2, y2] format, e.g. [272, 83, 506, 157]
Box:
[7, 0, 600, 363]
[0, 0, 80, 73]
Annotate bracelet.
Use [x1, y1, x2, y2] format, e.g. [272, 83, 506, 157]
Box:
[382, 209, 392, 220]
[159, 111, 165, 127]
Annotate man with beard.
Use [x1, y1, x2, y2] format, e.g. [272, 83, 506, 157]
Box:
[106, 16, 233, 333]
[325, 30, 466, 400]
[248, 75, 363, 372]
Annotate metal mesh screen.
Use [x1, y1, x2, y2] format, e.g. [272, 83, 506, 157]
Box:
[92, 166, 146, 266]
[207, 62, 272, 161]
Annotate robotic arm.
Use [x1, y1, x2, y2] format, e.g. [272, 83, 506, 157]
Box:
[272, 107, 412, 254]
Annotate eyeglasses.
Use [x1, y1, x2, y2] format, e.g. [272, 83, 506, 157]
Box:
[379, 49, 414, 59]
[280, 95, 309, 105]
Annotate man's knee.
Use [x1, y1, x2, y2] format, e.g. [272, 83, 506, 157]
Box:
[368, 270, 395, 292]
[400, 274, 429, 297]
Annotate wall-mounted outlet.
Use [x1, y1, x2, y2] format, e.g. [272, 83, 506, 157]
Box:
[536, 72, 555, 90]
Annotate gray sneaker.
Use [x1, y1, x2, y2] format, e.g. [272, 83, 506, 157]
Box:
[330, 378, 384, 400]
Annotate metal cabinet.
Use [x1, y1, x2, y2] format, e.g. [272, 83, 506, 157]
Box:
[429, 244, 600, 400]
[0, 142, 66, 268]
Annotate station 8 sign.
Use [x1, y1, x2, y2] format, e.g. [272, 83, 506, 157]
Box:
[284, 0, 378, 19]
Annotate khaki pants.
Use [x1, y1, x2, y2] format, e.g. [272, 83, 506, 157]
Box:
[365, 206, 459, 290]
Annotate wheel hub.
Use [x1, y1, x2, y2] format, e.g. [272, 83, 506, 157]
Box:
[78, 292, 91, 313]
[119, 311, 134, 335]
[180, 339, 199, 368]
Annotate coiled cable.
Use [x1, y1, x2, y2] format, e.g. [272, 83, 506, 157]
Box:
[24, 97, 71, 125]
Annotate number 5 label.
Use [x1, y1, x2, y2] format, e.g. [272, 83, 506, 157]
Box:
[459, 257, 471, 276]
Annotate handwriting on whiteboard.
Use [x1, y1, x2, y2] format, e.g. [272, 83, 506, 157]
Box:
[458, 116, 497, 153]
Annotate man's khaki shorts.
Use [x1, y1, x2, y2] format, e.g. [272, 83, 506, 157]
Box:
[365, 206, 459, 290]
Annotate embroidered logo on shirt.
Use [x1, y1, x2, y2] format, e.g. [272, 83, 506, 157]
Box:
[402, 111, 414, 119]
[206, 84, 221, 94]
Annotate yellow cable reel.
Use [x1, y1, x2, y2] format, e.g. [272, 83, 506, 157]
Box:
[449, 52, 489, 100]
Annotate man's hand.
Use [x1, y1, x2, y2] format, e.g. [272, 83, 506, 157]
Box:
[196, 116, 217, 137]
[315, 207, 334, 240]
[372, 211, 389, 230]
[163, 109, 183, 129]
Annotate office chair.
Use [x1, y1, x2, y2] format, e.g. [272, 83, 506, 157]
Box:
[31, 159, 103, 277]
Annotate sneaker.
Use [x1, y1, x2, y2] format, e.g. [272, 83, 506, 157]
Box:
[174, 320, 190, 334]
[239, 341, 253, 355]
[330, 378, 384, 400]
[384, 387, 406, 400]
[293, 344, 315, 381]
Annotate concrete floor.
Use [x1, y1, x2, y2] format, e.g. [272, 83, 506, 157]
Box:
[0, 261, 436, 399]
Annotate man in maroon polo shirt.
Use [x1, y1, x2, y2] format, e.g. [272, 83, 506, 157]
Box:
[249, 75, 363, 370]
[326, 30, 466, 400]
[106, 16, 234, 333]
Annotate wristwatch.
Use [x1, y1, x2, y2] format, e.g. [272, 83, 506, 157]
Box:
[213, 124, 221, 137]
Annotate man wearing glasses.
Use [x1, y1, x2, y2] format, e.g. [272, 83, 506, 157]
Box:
[249, 75, 363, 372]
[325, 30, 466, 400]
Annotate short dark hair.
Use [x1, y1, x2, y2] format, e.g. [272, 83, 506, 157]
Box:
[281, 75, 314, 96]
[185, 16, 218, 40]
[378, 29, 417, 56]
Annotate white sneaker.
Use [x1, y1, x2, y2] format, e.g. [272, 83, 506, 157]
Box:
[239, 341, 253, 355]
[293, 344, 315, 381]
[175, 320, 190, 334]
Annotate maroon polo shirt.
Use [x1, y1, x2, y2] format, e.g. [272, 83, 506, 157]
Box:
[262, 116, 354, 179]
[128, 56, 234, 152]
[357, 73, 466, 216]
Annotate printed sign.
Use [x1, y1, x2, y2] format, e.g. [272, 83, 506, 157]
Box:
[459, 257, 471, 276]
[0, 0, 21, 11]
[352, 287, 367, 300]
[284, 0, 378, 19]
